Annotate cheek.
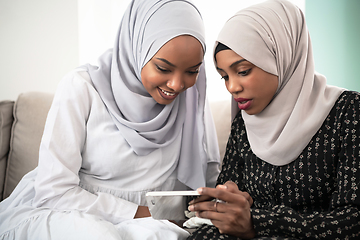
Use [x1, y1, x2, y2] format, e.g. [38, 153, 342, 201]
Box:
[257, 77, 277, 103]
[263, 75, 278, 97]
[183, 74, 199, 90]
[142, 72, 163, 89]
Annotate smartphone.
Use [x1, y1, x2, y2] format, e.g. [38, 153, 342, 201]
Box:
[145, 191, 200, 220]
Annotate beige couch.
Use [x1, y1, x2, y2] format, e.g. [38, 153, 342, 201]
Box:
[0, 92, 231, 201]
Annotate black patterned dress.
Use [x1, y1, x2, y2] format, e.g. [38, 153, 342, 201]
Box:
[187, 91, 360, 240]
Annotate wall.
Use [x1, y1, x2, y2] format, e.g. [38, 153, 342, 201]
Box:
[0, 0, 79, 100]
[77, 0, 305, 103]
[1, 0, 306, 101]
[306, 0, 360, 91]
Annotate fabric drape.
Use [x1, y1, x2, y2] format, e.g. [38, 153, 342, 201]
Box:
[84, 0, 216, 189]
[215, 0, 344, 166]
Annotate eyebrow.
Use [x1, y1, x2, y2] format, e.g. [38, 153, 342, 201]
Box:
[216, 59, 248, 71]
[156, 58, 202, 69]
[230, 59, 248, 68]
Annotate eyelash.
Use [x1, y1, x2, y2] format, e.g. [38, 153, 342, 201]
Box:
[221, 75, 229, 81]
[156, 64, 199, 75]
[188, 70, 199, 75]
[221, 69, 252, 81]
[156, 65, 170, 73]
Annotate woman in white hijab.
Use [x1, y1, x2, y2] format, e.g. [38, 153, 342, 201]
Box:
[186, 0, 360, 239]
[0, 0, 221, 239]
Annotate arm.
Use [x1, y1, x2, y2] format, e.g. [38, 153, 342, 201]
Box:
[190, 103, 360, 239]
[33, 70, 140, 224]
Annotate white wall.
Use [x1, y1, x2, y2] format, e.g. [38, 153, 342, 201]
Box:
[77, 0, 305, 103]
[0, 0, 79, 100]
[0, 0, 304, 102]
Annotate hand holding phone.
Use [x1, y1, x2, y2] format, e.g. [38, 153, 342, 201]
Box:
[145, 191, 200, 220]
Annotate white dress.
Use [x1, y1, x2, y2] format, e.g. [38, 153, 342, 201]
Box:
[0, 69, 220, 240]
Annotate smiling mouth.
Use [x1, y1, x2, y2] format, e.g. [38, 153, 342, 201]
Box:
[160, 88, 176, 96]
[157, 87, 179, 101]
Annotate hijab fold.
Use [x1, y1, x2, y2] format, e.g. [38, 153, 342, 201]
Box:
[215, 0, 344, 166]
[83, 0, 212, 189]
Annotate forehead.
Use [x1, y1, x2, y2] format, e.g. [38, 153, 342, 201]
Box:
[215, 50, 249, 68]
[157, 35, 203, 55]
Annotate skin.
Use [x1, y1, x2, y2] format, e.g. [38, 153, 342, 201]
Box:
[215, 49, 278, 115]
[187, 49, 279, 238]
[188, 181, 255, 238]
[141, 35, 204, 105]
[134, 35, 204, 218]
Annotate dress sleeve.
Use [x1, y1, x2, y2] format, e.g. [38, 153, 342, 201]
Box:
[33, 70, 138, 224]
[252, 93, 360, 239]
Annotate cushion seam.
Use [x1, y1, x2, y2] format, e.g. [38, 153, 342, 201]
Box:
[3, 95, 21, 199]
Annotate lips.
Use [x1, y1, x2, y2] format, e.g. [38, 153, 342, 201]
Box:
[234, 97, 252, 110]
[158, 87, 179, 100]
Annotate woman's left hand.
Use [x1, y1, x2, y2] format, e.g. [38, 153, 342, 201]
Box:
[188, 181, 255, 239]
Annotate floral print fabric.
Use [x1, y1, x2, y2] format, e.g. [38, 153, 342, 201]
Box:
[187, 91, 360, 239]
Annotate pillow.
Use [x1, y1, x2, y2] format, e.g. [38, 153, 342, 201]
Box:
[3, 92, 53, 199]
[0, 101, 14, 201]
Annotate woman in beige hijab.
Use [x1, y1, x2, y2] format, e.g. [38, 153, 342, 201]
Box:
[186, 0, 360, 239]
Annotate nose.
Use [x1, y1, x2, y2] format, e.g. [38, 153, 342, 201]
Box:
[167, 73, 185, 92]
[226, 76, 243, 94]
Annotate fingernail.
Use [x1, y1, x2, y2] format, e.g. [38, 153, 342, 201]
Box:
[189, 200, 194, 205]
[218, 185, 227, 189]
[197, 188, 203, 194]
[188, 205, 194, 211]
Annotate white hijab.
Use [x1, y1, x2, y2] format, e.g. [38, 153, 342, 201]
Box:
[84, 0, 212, 189]
[215, 0, 344, 166]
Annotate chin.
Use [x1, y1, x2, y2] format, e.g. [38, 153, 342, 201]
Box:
[155, 97, 174, 105]
[244, 110, 258, 115]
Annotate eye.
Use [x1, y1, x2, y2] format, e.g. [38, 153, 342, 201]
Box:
[238, 69, 251, 76]
[221, 75, 229, 81]
[155, 64, 170, 73]
[187, 69, 199, 75]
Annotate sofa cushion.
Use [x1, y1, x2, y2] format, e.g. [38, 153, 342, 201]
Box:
[0, 101, 14, 201]
[3, 92, 53, 199]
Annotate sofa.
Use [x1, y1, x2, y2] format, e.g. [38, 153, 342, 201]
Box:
[0, 92, 231, 201]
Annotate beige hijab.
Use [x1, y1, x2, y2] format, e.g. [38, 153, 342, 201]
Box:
[215, 0, 344, 166]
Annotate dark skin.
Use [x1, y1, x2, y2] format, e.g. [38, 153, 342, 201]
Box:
[188, 181, 256, 239]
[186, 49, 277, 238]
[134, 206, 151, 218]
[135, 35, 203, 220]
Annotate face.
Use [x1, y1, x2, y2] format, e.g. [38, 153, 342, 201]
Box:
[141, 35, 204, 105]
[215, 49, 278, 115]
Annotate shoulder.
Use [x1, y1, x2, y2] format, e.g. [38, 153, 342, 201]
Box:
[57, 68, 95, 94]
[335, 90, 360, 107]
[332, 90, 360, 116]
[51, 69, 103, 117]
[327, 91, 360, 132]
[54, 68, 102, 104]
